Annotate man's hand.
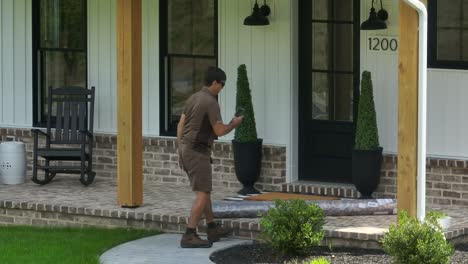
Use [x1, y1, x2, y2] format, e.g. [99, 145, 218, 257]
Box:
[230, 116, 243, 128]
[212, 115, 244, 137]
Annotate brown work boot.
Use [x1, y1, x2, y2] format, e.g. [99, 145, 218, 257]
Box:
[180, 233, 212, 248]
[207, 223, 233, 242]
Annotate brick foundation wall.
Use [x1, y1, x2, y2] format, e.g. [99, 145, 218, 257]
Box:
[0, 201, 261, 239]
[2, 127, 468, 204]
[0, 128, 286, 192]
[376, 155, 468, 206]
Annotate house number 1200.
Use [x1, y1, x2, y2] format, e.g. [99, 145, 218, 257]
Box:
[368, 37, 398, 52]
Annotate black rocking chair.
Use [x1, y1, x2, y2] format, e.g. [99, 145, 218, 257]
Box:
[32, 86, 96, 186]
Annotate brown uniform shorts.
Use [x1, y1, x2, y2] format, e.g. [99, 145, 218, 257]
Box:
[179, 143, 212, 192]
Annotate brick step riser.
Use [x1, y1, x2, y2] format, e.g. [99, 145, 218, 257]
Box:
[282, 184, 360, 199]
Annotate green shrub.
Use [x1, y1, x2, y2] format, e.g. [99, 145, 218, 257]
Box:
[260, 199, 325, 255]
[285, 258, 330, 264]
[355, 71, 379, 150]
[381, 211, 454, 264]
[308, 257, 330, 264]
[234, 64, 258, 143]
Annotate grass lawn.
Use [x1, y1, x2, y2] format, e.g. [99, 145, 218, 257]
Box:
[0, 226, 160, 264]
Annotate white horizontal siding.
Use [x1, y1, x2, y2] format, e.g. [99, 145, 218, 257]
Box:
[218, 0, 293, 147]
[3, 0, 468, 162]
[88, 0, 117, 133]
[427, 69, 468, 158]
[88, 0, 159, 135]
[0, 0, 292, 145]
[142, 0, 160, 136]
[360, 0, 399, 154]
[217, 0, 294, 181]
[360, 0, 468, 159]
[0, 0, 32, 127]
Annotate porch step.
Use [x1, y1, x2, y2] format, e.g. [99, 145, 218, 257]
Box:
[281, 181, 360, 199]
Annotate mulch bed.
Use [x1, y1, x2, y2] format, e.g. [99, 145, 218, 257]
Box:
[210, 242, 468, 264]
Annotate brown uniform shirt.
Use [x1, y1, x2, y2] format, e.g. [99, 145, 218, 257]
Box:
[182, 87, 222, 153]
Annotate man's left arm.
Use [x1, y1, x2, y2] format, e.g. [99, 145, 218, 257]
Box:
[177, 114, 186, 170]
[208, 103, 242, 137]
[177, 114, 186, 146]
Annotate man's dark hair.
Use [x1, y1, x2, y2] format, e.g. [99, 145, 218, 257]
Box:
[204, 67, 226, 86]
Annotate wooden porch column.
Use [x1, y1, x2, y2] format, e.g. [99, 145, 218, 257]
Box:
[397, 0, 425, 217]
[116, 0, 143, 207]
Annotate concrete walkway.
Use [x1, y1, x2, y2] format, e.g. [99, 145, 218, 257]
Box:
[100, 233, 249, 264]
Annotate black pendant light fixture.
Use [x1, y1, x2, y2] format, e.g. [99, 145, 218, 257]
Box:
[361, 0, 387, 30]
[244, 0, 270, 26]
[377, 0, 389, 21]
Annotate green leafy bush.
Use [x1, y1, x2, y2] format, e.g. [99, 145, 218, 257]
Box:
[381, 211, 454, 264]
[234, 64, 258, 143]
[355, 71, 379, 150]
[286, 258, 330, 264]
[259, 199, 325, 255]
[309, 257, 330, 264]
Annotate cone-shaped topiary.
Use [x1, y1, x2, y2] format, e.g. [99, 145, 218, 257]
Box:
[234, 64, 258, 143]
[355, 71, 379, 150]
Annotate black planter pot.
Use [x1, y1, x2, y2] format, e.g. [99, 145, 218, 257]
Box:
[232, 139, 263, 195]
[352, 147, 383, 199]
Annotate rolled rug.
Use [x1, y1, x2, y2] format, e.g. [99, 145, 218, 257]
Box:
[212, 199, 397, 218]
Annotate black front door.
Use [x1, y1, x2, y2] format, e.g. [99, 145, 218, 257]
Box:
[299, 0, 360, 183]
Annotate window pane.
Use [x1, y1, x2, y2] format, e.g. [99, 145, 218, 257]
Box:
[168, 0, 215, 56]
[312, 23, 331, 70]
[40, 0, 85, 49]
[334, 24, 353, 72]
[162, 0, 217, 133]
[311, 73, 353, 121]
[312, 72, 330, 120]
[463, 31, 468, 60]
[333, 0, 353, 21]
[312, 0, 329, 20]
[43, 51, 87, 89]
[437, 29, 461, 61]
[42, 51, 87, 117]
[192, 0, 215, 55]
[437, 0, 461, 27]
[463, 0, 468, 27]
[334, 74, 353, 121]
[312, 23, 353, 72]
[168, 0, 192, 54]
[168, 57, 216, 126]
[312, 0, 353, 21]
[435, 0, 468, 63]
